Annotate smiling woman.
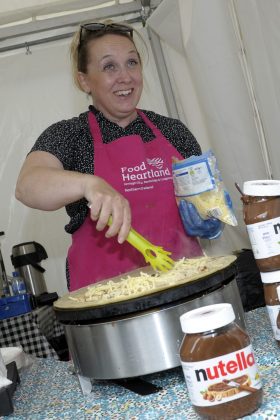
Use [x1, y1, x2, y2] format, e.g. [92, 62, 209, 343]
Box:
[74, 29, 143, 127]
[15, 19, 206, 293]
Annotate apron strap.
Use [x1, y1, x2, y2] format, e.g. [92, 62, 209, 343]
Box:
[137, 110, 164, 139]
[88, 111, 103, 146]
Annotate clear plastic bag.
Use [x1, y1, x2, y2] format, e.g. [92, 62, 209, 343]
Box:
[172, 150, 237, 226]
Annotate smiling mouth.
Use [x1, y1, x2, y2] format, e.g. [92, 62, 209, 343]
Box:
[114, 89, 133, 97]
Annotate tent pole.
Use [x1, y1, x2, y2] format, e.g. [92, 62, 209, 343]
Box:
[229, 0, 273, 179]
[147, 27, 179, 119]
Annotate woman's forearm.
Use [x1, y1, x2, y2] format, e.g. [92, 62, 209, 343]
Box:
[16, 165, 91, 210]
[15, 151, 131, 242]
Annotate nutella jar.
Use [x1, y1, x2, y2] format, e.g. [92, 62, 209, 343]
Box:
[242, 180, 280, 272]
[261, 271, 280, 345]
[277, 311, 280, 329]
[179, 303, 263, 419]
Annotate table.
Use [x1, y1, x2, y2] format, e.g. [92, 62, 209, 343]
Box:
[2, 307, 280, 419]
[0, 306, 65, 359]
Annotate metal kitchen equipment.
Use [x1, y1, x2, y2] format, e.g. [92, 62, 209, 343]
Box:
[54, 259, 246, 394]
[11, 242, 48, 296]
[0, 231, 9, 296]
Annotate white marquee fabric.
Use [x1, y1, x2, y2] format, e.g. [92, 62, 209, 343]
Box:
[148, 0, 280, 254]
[1, 0, 279, 295]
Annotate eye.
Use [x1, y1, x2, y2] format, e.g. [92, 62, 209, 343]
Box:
[127, 58, 139, 68]
[103, 62, 116, 72]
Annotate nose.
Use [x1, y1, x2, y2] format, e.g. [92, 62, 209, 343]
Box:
[116, 65, 132, 82]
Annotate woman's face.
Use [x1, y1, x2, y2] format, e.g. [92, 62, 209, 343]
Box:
[78, 34, 143, 127]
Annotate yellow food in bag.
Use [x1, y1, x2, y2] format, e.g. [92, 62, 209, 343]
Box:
[172, 150, 237, 226]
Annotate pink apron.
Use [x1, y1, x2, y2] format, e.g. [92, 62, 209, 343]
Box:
[68, 110, 202, 291]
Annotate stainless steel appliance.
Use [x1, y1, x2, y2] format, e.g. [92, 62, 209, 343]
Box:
[0, 231, 9, 296]
[54, 260, 245, 394]
[11, 242, 48, 296]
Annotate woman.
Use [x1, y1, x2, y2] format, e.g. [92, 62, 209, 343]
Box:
[15, 22, 220, 291]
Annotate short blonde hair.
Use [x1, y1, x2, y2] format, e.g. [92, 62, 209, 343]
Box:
[70, 20, 147, 92]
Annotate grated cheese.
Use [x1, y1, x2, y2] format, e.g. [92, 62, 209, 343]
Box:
[68, 256, 232, 305]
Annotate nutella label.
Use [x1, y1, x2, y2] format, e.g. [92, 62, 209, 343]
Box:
[266, 305, 280, 340]
[181, 344, 261, 406]
[246, 216, 280, 259]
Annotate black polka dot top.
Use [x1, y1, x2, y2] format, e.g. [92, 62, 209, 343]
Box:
[31, 106, 201, 234]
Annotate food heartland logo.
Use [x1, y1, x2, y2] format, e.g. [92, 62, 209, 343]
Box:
[195, 350, 255, 382]
[121, 159, 170, 182]
[146, 157, 164, 169]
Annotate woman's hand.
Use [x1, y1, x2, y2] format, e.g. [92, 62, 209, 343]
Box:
[85, 176, 131, 244]
[179, 200, 223, 239]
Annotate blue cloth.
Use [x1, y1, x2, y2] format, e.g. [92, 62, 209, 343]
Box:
[179, 200, 223, 239]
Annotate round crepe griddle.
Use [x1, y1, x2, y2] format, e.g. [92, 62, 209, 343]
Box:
[54, 260, 237, 323]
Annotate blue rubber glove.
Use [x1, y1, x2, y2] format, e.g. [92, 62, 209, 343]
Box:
[179, 200, 223, 240]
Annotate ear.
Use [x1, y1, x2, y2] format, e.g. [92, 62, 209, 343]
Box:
[77, 71, 91, 94]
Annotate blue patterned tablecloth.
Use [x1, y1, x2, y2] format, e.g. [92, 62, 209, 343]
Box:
[2, 307, 280, 420]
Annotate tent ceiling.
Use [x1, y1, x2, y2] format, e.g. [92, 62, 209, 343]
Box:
[0, 1, 146, 26]
[0, 0, 109, 24]
[0, 0, 161, 52]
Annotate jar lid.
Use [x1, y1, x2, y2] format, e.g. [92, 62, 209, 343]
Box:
[180, 303, 235, 334]
[243, 180, 280, 196]
[260, 271, 280, 284]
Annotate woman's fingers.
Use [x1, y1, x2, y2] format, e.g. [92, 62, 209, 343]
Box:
[86, 176, 131, 242]
[98, 196, 129, 237]
[114, 203, 131, 244]
[89, 198, 102, 221]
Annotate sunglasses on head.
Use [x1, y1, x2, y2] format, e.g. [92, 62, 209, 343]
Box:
[79, 22, 133, 48]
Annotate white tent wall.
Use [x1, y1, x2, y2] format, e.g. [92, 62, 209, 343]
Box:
[0, 26, 168, 296]
[148, 0, 280, 254]
[235, 0, 280, 180]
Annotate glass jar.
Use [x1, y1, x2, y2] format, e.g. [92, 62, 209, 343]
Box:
[242, 180, 280, 272]
[261, 271, 280, 345]
[179, 303, 263, 419]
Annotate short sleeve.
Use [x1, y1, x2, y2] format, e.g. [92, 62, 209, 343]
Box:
[30, 120, 78, 170]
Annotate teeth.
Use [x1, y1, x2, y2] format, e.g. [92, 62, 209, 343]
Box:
[115, 89, 132, 96]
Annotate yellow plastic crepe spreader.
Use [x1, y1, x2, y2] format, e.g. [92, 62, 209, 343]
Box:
[88, 204, 175, 272]
[108, 216, 175, 272]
